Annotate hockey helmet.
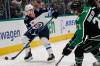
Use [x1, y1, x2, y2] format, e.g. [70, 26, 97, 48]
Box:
[71, 1, 82, 10]
[25, 4, 34, 12]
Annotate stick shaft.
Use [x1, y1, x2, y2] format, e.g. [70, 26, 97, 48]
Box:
[56, 55, 64, 66]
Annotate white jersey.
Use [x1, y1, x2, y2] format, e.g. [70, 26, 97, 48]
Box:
[30, 12, 49, 29]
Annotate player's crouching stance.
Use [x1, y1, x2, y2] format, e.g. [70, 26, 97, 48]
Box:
[62, 0, 100, 66]
[23, 4, 58, 62]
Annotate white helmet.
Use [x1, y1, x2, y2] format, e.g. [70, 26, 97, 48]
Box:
[25, 4, 34, 12]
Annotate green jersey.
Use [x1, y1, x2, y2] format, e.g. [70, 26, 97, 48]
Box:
[69, 6, 100, 47]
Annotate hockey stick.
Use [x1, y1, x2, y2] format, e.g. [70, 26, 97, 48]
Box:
[4, 17, 54, 60]
[55, 55, 64, 66]
[4, 44, 28, 60]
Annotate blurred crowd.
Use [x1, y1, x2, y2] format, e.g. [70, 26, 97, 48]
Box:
[0, 0, 97, 19]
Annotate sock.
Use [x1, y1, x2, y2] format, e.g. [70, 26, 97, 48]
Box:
[75, 57, 83, 65]
[44, 43, 53, 55]
[41, 37, 54, 55]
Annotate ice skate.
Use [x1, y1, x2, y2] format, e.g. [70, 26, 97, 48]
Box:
[47, 54, 55, 62]
[24, 49, 33, 62]
[93, 61, 100, 66]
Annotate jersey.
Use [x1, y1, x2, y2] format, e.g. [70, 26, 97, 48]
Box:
[30, 12, 49, 29]
[24, 15, 34, 29]
[24, 8, 48, 30]
[34, 8, 48, 17]
[68, 6, 100, 47]
[24, 12, 49, 29]
[24, 12, 50, 40]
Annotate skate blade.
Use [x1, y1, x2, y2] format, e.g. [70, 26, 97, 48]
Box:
[47, 59, 55, 63]
[25, 57, 33, 62]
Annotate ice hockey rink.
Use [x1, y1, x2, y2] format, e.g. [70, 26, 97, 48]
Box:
[0, 40, 97, 66]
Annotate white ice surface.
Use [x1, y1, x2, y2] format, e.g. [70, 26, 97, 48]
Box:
[0, 40, 97, 66]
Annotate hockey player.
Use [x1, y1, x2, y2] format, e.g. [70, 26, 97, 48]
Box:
[62, 0, 100, 66]
[23, 4, 58, 62]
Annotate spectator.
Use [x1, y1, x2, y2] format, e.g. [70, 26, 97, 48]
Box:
[66, 0, 73, 14]
[10, 0, 23, 18]
[0, 0, 4, 19]
[48, 4, 54, 16]
[33, 0, 47, 17]
[96, 0, 100, 8]
[41, 2, 48, 12]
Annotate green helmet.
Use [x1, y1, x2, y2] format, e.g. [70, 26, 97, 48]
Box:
[71, 1, 82, 10]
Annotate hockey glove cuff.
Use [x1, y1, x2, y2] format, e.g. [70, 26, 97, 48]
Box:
[52, 10, 59, 18]
[62, 44, 74, 56]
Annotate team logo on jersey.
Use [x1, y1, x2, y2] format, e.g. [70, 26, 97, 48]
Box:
[33, 22, 44, 29]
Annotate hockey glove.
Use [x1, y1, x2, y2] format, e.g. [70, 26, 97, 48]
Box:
[24, 27, 38, 36]
[52, 10, 59, 18]
[62, 44, 74, 56]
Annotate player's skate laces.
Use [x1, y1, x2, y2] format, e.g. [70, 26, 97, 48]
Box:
[24, 51, 33, 62]
[47, 54, 55, 62]
[93, 61, 100, 66]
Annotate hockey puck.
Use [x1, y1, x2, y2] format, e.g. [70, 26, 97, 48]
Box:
[4, 56, 8, 60]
